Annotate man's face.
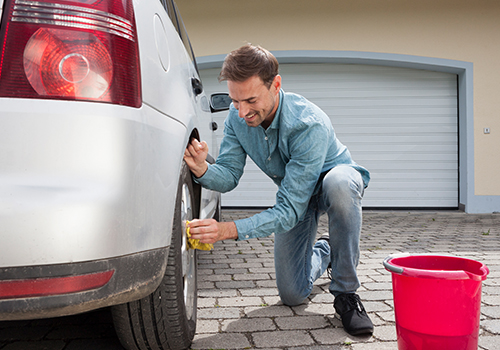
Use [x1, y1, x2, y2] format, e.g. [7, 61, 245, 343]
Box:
[227, 75, 281, 129]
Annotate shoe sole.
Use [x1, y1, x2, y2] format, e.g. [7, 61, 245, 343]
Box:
[345, 327, 374, 336]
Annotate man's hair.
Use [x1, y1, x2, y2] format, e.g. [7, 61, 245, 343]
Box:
[219, 44, 279, 88]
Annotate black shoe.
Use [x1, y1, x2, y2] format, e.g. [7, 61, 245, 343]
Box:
[334, 293, 374, 336]
[317, 233, 332, 279]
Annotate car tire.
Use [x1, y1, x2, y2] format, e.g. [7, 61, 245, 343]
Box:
[111, 162, 197, 350]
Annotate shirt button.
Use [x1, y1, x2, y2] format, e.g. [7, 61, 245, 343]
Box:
[245, 235, 249, 239]
[267, 157, 271, 161]
[265, 137, 268, 140]
[273, 175, 277, 178]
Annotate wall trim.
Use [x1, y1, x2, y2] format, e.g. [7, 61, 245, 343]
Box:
[198, 50, 499, 213]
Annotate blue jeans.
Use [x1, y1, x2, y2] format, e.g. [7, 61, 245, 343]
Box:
[274, 165, 365, 306]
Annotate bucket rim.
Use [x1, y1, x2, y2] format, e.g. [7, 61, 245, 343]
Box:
[383, 253, 489, 281]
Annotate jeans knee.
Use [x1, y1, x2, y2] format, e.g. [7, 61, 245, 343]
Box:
[322, 166, 363, 204]
[278, 289, 308, 306]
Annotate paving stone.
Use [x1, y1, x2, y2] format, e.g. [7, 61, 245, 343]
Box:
[215, 280, 255, 289]
[370, 313, 388, 326]
[199, 274, 232, 282]
[240, 288, 279, 297]
[245, 305, 294, 318]
[253, 330, 315, 348]
[358, 290, 394, 301]
[483, 319, 500, 334]
[213, 268, 248, 275]
[376, 311, 396, 323]
[257, 280, 279, 288]
[479, 336, 500, 350]
[292, 303, 336, 316]
[222, 317, 276, 332]
[217, 296, 263, 307]
[233, 273, 270, 281]
[362, 282, 392, 291]
[351, 341, 398, 349]
[309, 293, 334, 304]
[197, 307, 240, 319]
[363, 301, 392, 313]
[483, 286, 500, 295]
[263, 296, 283, 305]
[197, 281, 215, 289]
[197, 288, 238, 298]
[373, 325, 397, 341]
[196, 319, 220, 333]
[191, 333, 251, 349]
[482, 306, 500, 318]
[275, 316, 329, 330]
[288, 346, 344, 350]
[231, 262, 263, 269]
[197, 297, 216, 308]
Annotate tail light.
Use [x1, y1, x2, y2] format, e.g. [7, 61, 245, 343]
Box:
[0, 0, 141, 107]
[0, 270, 115, 299]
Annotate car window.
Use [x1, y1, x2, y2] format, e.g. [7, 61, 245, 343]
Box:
[163, 0, 199, 72]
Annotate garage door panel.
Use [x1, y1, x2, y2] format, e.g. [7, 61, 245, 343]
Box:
[200, 63, 458, 208]
[347, 144, 457, 153]
[367, 199, 457, 207]
[340, 136, 457, 145]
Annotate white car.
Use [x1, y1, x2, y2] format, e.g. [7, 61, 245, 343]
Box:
[0, 0, 223, 349]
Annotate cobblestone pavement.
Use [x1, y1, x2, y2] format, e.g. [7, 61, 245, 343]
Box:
[0, 210, 499, 350]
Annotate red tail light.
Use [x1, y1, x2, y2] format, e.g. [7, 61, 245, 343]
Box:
[0, 0, 141, 107]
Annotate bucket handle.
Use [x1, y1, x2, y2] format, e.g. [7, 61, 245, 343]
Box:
[383, 256, 404, 274]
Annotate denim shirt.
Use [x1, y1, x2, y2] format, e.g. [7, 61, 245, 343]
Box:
[196, 90, 370, 240]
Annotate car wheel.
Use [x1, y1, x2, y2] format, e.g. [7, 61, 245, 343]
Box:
[112, 163, 197, 350]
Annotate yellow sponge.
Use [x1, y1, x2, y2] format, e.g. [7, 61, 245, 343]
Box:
[186, 221, 214, 251]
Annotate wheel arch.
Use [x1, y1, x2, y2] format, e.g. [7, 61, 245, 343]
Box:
[186, 128, 202, 219]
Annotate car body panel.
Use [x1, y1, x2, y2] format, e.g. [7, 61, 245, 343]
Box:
[0, 100, 185, 267]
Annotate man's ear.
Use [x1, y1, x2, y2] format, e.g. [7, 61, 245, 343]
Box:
[273, 75, 282, 92]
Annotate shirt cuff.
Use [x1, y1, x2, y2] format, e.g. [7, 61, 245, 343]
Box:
[235, 217, 255, 240]
[193, 164, 214, 186]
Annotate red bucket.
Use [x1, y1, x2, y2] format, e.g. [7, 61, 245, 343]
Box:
[384, 254, 489, 350]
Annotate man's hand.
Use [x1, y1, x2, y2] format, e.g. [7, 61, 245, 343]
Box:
[186, 219, 238, 244]
[184, 138, 209, 178]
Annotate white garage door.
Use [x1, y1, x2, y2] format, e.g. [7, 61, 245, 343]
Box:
[200, 63, 458, 208]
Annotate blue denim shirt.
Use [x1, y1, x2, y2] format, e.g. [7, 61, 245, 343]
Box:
[196, 90, 369, 240]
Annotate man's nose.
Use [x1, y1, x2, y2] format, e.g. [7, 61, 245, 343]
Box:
[238, 102, 249, 118]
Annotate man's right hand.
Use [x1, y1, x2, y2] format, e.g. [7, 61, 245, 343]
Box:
[184, 138, 209, 178]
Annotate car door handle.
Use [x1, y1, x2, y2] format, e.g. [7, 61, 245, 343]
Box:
[191, 78, 203, 96]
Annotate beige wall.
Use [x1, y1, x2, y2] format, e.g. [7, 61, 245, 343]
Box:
[177, 0, 500, 197]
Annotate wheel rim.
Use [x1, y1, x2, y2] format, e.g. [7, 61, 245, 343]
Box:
[180, 183, 196, 321]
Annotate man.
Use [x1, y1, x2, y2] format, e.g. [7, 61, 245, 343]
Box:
[184, 44, 373, 336]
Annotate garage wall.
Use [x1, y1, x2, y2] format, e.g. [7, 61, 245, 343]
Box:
[201, 64, 458, 208]
[177, 0, 500, 212]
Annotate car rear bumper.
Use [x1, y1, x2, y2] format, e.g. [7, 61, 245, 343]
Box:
[0, 248, 167, 321]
